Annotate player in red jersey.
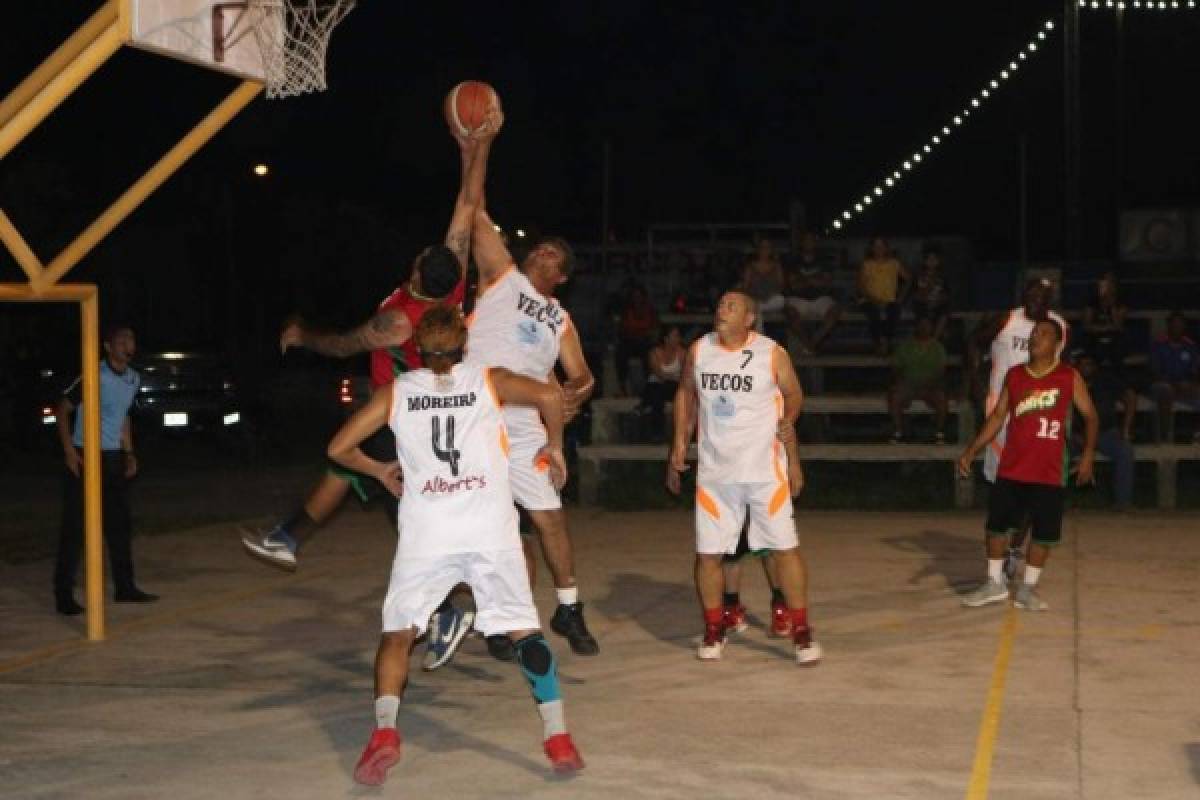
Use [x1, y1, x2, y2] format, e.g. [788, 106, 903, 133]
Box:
[957, 318, 1098, 611]
[241, 112, 500, 576]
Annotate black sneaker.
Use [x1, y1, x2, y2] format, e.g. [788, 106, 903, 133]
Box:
[550, 602, 599, 656]
[485, 634, 516, 662]
[114, 588, 159, 603]
[55, 595, 84, 616]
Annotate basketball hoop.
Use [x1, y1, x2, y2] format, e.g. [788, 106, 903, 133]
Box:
[248, 0, 355, 99]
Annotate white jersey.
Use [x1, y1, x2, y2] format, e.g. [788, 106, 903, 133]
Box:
[987, 307, 1069, 405]
[465, 267, 570, 432]
[693, 331, 786, 485]
[388, 364, 518, 558]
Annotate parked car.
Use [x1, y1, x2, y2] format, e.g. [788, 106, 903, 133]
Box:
[132, 351, 249, 439]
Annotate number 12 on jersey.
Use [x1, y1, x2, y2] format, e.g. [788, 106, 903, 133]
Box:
[1036, 417, 1061, 440]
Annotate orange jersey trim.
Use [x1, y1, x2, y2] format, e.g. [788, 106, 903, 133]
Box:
[696, 487, 720, 520]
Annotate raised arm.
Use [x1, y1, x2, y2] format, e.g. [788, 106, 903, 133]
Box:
[666, 344, 698, 494]
[773, 345, 805, 495]
[472, 208, 514, 290]
[557, 321, 595, 422]
[957, 385, 1010, 477]
[490, 367, 568, 489]
[327, 383, 402, 497]
[1072, 370, 1099, 485]
[279, 309, 413, 359]
[445, 110, 501, 274]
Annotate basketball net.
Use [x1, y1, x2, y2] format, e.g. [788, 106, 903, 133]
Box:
[248, 0, 355, 99]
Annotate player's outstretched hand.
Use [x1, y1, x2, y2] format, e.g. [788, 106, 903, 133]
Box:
[788, 461, 804, 497]
[279, 315, 304, 355]
[1072, 454, 1096, 486]
[955, 450, 973, 479]
[474, 106, 504, 140]
[377, 461, 404, 498]
[536, 445, 568, 490]
[665, 445, 689, 495]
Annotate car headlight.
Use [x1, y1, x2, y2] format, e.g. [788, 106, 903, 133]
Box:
[223, 412, 240, 426]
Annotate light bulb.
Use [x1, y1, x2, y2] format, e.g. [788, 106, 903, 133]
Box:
[874, 186, 883, 195]
[971, 98, 980, 107]
[855, 203, 863, 212]
[885, 177, 895, 187]
[842, 211, 851, 220]
[932, 135, 941, 144]
[923, 144, 932, 153]
[913, 153, 922, 162]
[953, 116, 962, 125]
[903, 161, 912, 170]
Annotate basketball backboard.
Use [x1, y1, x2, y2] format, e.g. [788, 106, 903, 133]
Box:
[120, 0, 281, 82]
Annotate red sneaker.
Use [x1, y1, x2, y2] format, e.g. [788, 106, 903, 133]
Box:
[722, 603, 748, 634]
[543, 732, 585, 773]
[353, 727, 402, 786]
[769, 602, 792, 638]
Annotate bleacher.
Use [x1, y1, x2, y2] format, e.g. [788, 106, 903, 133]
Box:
[565, 239, 1200, 510]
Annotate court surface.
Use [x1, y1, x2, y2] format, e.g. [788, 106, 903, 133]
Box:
[2, 508, 1198, 799]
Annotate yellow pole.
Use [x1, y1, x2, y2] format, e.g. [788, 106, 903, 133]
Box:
[0, 210, 45, 282]
[0, 2, 119, 130]
[79, 288, 105, 641]
[0, 282, 92, 302]
[35, 80, 263, 290]
[0, 23, 123, 162]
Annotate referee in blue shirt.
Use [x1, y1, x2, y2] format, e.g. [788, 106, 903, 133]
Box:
[54, 323, 158, 615]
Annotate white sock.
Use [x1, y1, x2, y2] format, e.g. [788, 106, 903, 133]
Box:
[537, 699, 567, 739]
[555, 587, 579, 606]
[987, 559, 1004, 583]
[1023, 566, 1042, 586]
[374, 695, 399, 729]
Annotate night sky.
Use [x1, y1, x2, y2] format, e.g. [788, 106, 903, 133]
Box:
[2, 2, 1198, 347]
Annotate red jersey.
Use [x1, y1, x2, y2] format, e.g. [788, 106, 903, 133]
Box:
[997, 361, 1076, 487]
[369, 279, 466, 389]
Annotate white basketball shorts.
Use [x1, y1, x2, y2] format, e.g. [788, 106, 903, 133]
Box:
[382, 548, 539, 637]
[695, 481, 798, 555]
[505, 412, 561, 512]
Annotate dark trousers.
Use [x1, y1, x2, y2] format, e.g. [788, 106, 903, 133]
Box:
[860, 301, 900, 345]
[55, 451, 136, 598]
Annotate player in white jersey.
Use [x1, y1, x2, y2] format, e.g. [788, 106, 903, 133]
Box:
[327, 306, 584, 786]
[666, 291, 822, 666]
[467, 207, 599, 656]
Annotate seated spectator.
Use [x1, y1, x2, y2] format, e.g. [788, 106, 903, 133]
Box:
[616, 284, 658, 397]
[910, 245, 951, 340]
[1081, 270, 1128, 368]
[1149, 311, 1200, 442]
[740, 237, 787, 330]
[1073, 349, 1135, 510]
[638, 325, 684, 434]
[857, 236, 910, 355]
[888, 316, 948, 443]
[783, 232, 843, 355]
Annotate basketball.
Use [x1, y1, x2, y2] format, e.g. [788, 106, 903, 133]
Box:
[444, 80, 500, 137]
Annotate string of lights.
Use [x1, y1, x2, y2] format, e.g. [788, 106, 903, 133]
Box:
[828, 18, 1056, 234]
[1081, 1, 1197, 8]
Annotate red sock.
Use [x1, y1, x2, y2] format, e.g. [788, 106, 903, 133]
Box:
[789, 607, 809, 631]
[703, 607, 723, 626]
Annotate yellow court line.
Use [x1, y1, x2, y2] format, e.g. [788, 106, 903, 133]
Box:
[0, 557, 375, 678]
[965, 607, 1020, 800]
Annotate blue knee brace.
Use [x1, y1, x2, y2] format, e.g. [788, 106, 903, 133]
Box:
[514, 634, 561, 704]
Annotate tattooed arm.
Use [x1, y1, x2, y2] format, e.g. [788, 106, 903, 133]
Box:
[446, 106, 502, 275]
[280, 309, 413, 358]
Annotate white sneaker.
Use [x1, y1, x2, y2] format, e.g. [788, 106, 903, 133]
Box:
[696, 625, 725, 660]
[794, 628, 823, 667]
[961, 578, 1009, 608]
[1013, 584, 1049, 611]
[240, 525, 297, 571]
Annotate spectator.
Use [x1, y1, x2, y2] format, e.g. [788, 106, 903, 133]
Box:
[616, 284, 658, 397]
[857, 236, 910, 355]
[1073, 349, 1135, 510]
[1081, 270, 1128, 368]
[638, 324, 685, 434]
[888, 316, 948, 443]
[1148, 311, 1200, 442]
[910, 245, 951, 340]
[783, 232, 842, 355]
[740, 237, 787, 329]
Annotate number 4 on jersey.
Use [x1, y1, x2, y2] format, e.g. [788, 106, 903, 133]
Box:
[432, 415, 461, 475]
